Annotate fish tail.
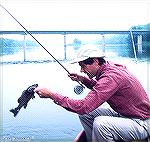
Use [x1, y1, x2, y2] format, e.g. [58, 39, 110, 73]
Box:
[9, 108, 19, 117]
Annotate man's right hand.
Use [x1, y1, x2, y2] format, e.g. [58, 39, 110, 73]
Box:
[68, 73, 84, 82]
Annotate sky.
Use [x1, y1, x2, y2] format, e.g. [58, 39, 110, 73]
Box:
[0, 0, 150, 31]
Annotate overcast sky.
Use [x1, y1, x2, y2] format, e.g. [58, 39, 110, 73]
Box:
[0, 0, 150, 31]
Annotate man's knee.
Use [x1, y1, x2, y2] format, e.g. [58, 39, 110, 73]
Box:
[93, 116, 110, 127]
[93, 116, 110, 134]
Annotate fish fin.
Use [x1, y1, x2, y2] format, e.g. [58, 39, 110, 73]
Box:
[24, 104, 27, 109]
[9, 109, 19, 117]
[32, 95, 35, 99]
[18, 97, 21, 103]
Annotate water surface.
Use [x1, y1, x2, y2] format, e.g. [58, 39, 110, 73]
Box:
[1, 58, 149, 141]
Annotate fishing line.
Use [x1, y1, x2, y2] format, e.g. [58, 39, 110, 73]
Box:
[0, 4, 85, 95]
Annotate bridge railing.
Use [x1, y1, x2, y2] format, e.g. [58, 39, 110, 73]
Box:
[0, 31, 149, 64]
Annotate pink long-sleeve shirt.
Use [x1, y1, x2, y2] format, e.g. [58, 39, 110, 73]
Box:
[51, 61, 150, 120]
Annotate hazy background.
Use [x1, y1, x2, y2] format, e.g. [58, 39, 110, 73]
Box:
[1, 0, 150, 31]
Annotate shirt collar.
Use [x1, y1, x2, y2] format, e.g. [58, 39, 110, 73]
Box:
[95, 61, 107, 80]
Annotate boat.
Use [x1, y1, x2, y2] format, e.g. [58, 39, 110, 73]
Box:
[73, 130, 87, 142]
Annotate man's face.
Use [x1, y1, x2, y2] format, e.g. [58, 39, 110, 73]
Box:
[79, 59, 99, 79]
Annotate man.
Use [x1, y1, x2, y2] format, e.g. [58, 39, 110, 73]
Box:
[34, 47, 150, 142]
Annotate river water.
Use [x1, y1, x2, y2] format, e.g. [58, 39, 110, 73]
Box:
[1, 57, 150, 142]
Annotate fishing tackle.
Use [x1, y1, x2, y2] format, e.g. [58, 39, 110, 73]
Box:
[0, 4, 85, 95]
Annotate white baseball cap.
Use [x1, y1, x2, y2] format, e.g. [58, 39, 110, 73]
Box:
[70, 45, 105, 64]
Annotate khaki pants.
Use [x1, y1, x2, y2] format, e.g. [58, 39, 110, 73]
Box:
[144, 119, 150, 142]
[79, 107, 149, 142]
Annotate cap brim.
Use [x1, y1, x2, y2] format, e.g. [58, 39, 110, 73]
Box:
[70, 57, 88, 64]
[70, 55, 105, 64]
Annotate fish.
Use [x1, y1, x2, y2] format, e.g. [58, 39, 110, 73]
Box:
[9, 84, 38, 117]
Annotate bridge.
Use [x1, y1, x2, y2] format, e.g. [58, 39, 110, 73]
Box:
[0, 30, 149, 35]
[1, 30, 150, 63]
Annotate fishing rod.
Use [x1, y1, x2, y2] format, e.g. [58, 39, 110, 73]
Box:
[0, 4, 85, 95]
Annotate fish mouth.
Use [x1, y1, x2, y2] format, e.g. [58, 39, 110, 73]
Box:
[34, 84, 38, 87]
[28, 84, 38, 92]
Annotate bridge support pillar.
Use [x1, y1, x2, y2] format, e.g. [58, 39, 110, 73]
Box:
[102, 34, 105, 54]
[137, 35, 142, 55]
[23, 34, 26, 62]
[64, 33, 67, 60]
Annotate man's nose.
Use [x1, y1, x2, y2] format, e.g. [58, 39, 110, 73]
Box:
[80, 68, 84, 73]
